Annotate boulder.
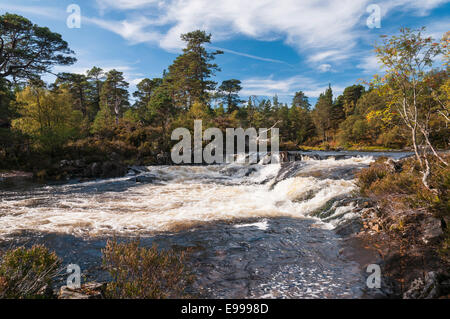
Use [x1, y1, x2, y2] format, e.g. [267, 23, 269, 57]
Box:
[421, 216, 443, 244]
[135, 174, 157, 183]
[156, 151, 170, 164]
[101, 161, 126, 178]
[58, 282, 106, 299]
[403, 272, 450, 299]
[89, 162, 102, 177]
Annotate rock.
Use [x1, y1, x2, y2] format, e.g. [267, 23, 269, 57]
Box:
[38, 284, 55, 299]
[101, 161, 126, 178]
[74, 159, 86, 168]
[135, 174, 157, 183]
[156, 151, 170, 164]
[421, 217, 443, 244]
[260, 153, 272, 165]
[279, 151, 289, 163]
[58, 282, 106, 299]
[334, 218, 363, 236]
[129, 165, 149, 174]
[90, 162, 102, 177]
[403, 272, 450, 299]
[372, 224, 381, 232]
[385, 158, 402, 173]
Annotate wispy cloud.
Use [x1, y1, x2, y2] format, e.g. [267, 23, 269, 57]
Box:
[357, 54, 385, 74]
[85, 16, 162, 44]
[318, 64, 333, 73]
[91, 0, 448, 66]
[208, 46, 291, 65]
[0, 3, 64, 19]
[241, 75, 346, 98]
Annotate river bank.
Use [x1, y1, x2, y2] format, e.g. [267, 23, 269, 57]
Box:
[351, 155, 450, 298]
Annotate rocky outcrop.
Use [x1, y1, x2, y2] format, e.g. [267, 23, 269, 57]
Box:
[58, 282, 106, 299]
[52, 159, 127, 180]
[420, 216, 444, 244]
[403, 272, 450, 299]
[0, 171, 33, 186]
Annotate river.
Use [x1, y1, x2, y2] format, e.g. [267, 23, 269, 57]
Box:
[0, 151, 411, 298]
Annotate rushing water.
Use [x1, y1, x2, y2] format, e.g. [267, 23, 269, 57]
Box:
[0, 151, 411, 298]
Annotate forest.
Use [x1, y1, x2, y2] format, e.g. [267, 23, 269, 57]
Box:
[0, 13, 449, 176]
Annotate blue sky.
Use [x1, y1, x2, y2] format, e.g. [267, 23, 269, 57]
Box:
[1, 0, 449, 105]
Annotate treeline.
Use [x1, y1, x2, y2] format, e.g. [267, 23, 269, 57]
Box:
[0, 13, 449, 171]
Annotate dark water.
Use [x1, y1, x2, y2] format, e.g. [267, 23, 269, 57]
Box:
[0, 151, 411, 298]
[0, 217, 373, 299]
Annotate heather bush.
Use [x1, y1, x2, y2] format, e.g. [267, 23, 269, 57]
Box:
[356, 156, 390, 195]
[0, 245, 61, 299]
[357, 156, 448, 204]
[102, 239, 193, 299]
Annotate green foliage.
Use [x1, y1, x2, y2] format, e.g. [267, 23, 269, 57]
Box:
[166, 30, 222, 108]
[99, 69, 130, 125]
[91, 103, 116, 135]
[133, 78, 162, 122]
[0, 16, 447, 174]
[312, 85, 334, 142]
[102, 239, 193, 299]
[218, 79, 242, 113]
[0, 13, 75, 80]
[12, 85, 83, 153]
[0, 245, 61, 299]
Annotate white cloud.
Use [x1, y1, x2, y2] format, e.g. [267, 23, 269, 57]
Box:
[380, 0, 449, 17]
[0, 3, 64, 19]
[96, 0, 159, 10]
[318, 64, 332, 73]
[357, 54, 385, 74]
[90, 0, 448, 65]
[85, 16, 162, 44]
[240, 75, 345, 98]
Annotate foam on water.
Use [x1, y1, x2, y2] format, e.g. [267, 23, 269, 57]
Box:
[0, 156, 374, 237]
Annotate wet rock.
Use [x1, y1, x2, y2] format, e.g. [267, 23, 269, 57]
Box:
[156, 151, 170, 164]
[58, 282, 106, 299]
[269, 161, 305, 188]
[334, 218, 363, 237]
[244, 167, 258, 176]
[101, 161, 126, 178]
[421, 217, 443, 244]
[279, 151, 289, 163]
[135, 174, 157, 183]
[129, 165, 149, 174]
[74, 159, 86, 168]
[403, 272, 450, 299]
[0, 171, 33, 186]
[89, 162, 102, 177]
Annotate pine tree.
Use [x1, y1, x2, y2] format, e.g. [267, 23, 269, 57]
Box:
[99, 70, 129, 125]
[166, 30, 222, 109]
[218, 79, 242, 113]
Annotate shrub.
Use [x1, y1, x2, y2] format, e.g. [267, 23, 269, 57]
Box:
[0, 245, 61, 299]
[356, 156, 390, 195]
[357, 154, 450, 215]
[102, 239, 193, 299]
